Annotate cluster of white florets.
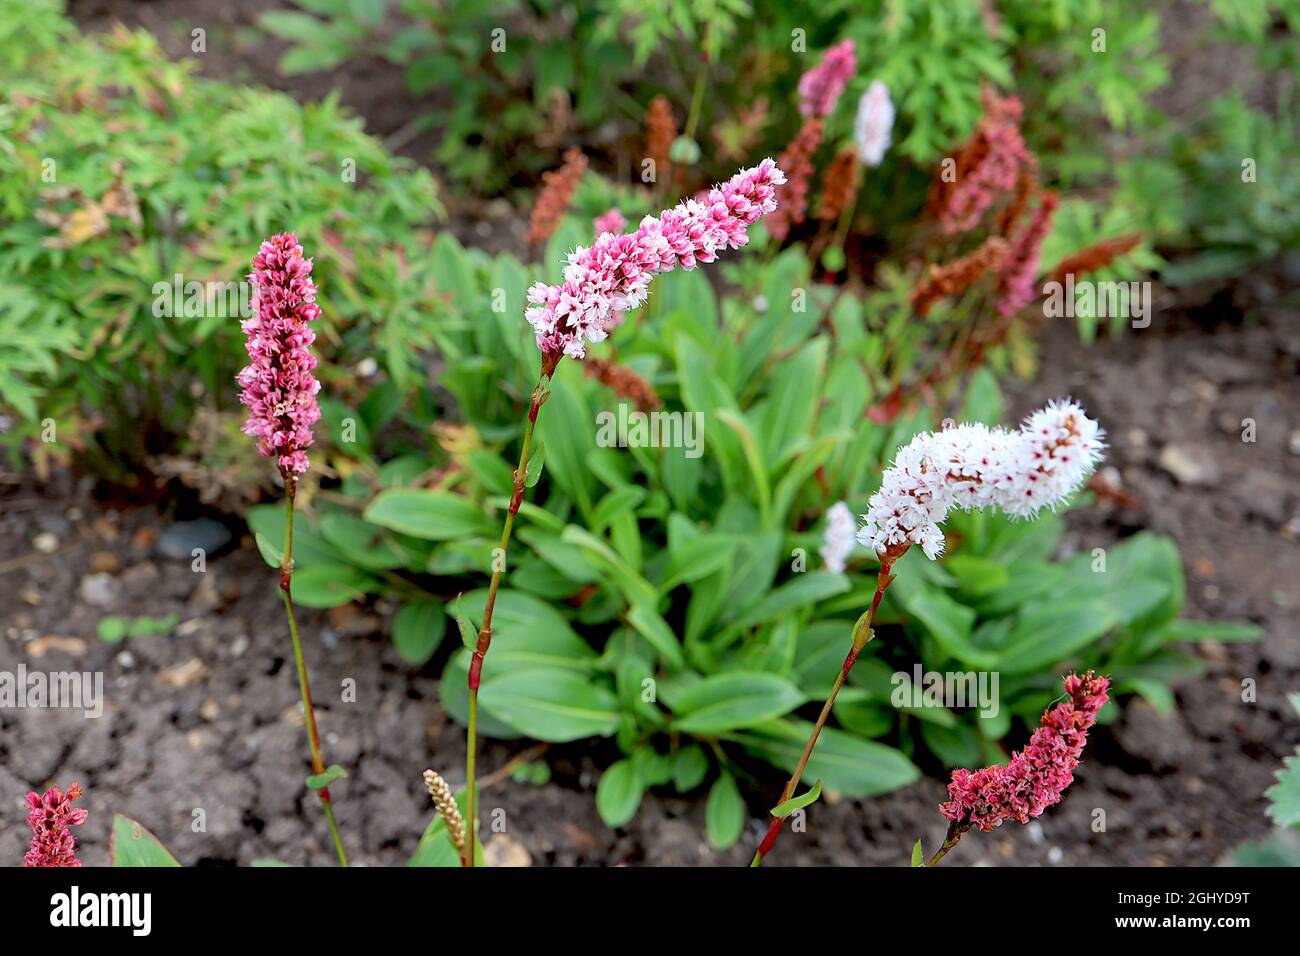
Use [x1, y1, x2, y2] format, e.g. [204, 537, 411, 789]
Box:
[857, 400, 1105, 560]
[820, 501, 857, 573]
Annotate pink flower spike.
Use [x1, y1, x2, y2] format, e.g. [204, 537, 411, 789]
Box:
[526, 159, 786, 360]
[24, 783, 88, 867]
[797, 39, 857, 118]
[996, 191, 1058, 317]
[937, 90, 1030, 234]
[592, 207, 626, 237]
[941, 671, 1110, 831]
[237, 233, 323, 478]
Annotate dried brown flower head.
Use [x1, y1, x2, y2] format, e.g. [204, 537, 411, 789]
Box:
[646, 96, 677, 176]
[1046, 233, 1142, 286]
[816, 146, 861, 222]
[910, 236, 1009, 316]
[582, 355, 662, 412]
[527, 147, 588, 245]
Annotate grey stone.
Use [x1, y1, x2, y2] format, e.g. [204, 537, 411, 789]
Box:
[155, 519, 232, 561]
[1157, 443, 1220, 486]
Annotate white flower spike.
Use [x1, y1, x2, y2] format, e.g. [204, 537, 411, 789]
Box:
[820, 501, 856, 573]
[857, 399, 1105, 560]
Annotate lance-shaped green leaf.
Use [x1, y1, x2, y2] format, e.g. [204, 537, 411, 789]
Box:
[770, 779, 822, 818]
[110, 815, 181, 867]
[306, 764, 348, 790]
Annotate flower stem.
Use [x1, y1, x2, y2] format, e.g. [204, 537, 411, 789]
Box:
[465, 357, 557, 867]
[683, 35, 711, 144]
[926, 821, 967, 866]
[750, 557, 896, 867]
[280, 478, 349, 867]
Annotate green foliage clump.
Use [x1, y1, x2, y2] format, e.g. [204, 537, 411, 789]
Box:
[246, 223, 1258, 843]
[0, 0, 441, 480]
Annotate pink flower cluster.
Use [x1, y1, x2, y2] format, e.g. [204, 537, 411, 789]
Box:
[24, 783, 88, 867]
[237, 233, 323, 477]
[938, 90, 1029, 234]
[997, 191, 1059, 317]
[526, 159, 786, 359]
[798, 39, 857, 118]
[592, 207, 626, 236]
[941, 671, 1110, 831]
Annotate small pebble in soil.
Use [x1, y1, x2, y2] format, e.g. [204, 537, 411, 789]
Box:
[155, 518, 232, 560]
[32, 531, 59, 554]
[79, 572, 119, 608]
[176, 618, 204, 637]
[1157, 443, 1220, 486]
[90, 551, 120, 574]
[484, 834, 533, 867]
[1290, 430, 1300, 456]
[1048, 846, 1064, 864]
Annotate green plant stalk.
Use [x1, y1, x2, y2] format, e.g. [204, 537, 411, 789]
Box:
[280, 478, 349, 867]
[464, 357, 557, 867]
[683, 60, 709, 144]
[750, 556, 897, 866]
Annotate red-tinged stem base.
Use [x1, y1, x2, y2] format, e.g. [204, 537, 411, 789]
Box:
[464, 357, 558, 867]
[750, 557, 897, 867]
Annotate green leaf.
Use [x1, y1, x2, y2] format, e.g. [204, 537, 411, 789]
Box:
[672, 672, 805, 735]
[706, 773, 745, 849]
[758, 338, 827, 464]
[1164, 619, 1263, 643]
[364, 489, 494, 541]
[453, 594, 478, 652]
[537, 369, 596, 515]
[911, 839, 924, 867]
[625, 603, 686, 669]
[896, 582, 995, 669]
[409, 787, 481, 867]
[561, 525, 657, 607]
[110, 815, 181, 867]
[944, 555, 1010, 596]
[661, 534, 739, 592]
[731, 720, 920, 797]
[477, 668, 620, 742]
[306, 764, 348, 790]
[289, 564, 375, 608]
[725, 571, 850, 633]
[595, 758, 644, 828]
[525, 441, 546, 488]
[393, 601, 447, 666]
[672, 744, 710, 793]
[450, 589, 597, 671]
[1266, 754, 1300, 830]
[771, 780, 822, 818]
[960, 367, 1003, 425]
[97, 616, 128, 644]
[997, 600, 1121, 675]
[254, 532, 283, 568]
